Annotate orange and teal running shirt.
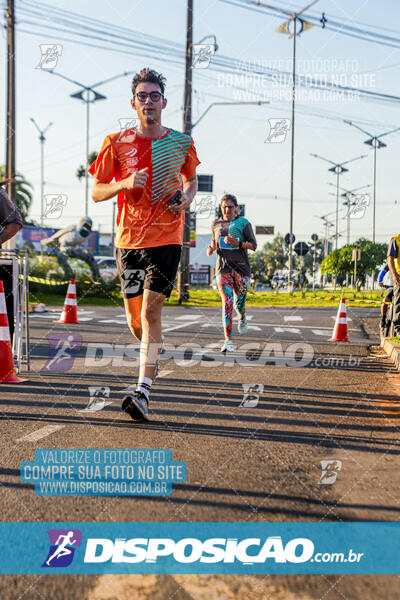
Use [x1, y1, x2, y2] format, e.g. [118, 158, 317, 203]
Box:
[89, 128, 200, 249]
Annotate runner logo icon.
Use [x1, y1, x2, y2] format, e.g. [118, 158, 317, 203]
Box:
[123, 269, 146, 295]
[42, 529, 82, 567]
[84, 386, 111, 411]
[240, 383, 264, 407]
[42, 333, 82, 373]
[318, 460, 342, 485]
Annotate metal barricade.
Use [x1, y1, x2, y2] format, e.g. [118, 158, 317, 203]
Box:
[0, 249, 30, 373]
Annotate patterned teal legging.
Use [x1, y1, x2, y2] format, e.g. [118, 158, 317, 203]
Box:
[216, 270, 251, 340]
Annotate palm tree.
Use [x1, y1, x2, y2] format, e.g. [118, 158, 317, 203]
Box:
[76, 151, 98, 181]
[0, 166, 34, 222]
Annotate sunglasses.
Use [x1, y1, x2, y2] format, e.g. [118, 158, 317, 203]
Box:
[134, 91, 163, 102]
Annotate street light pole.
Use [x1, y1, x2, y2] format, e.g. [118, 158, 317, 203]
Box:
[327, 182, 371, 246]
[257, 0, 318, 292]
[30, 118, 52, 227]
[85, 89, 90, 218]
[341, 185, 371, 245]
[343, 120, 400, 242]
[288, 23, 297, 293]
[45, 70, 134, 217]
[311, 152, 367, 249]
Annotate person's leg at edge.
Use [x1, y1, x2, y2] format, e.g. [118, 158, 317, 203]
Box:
[217, 272, 234, 340]
[392, 285, 400, 336]
[137, 288, 165, 401]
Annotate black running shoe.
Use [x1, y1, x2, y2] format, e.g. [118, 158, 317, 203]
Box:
[122, 391, 149, 421]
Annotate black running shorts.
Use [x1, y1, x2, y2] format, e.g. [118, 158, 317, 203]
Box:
[116, 245, 181, 299]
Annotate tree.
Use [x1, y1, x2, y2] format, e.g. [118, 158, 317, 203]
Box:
[0, 166, 33, 222]
[320, 238, 388, 284]
[76, 151, 98, 181]
[262, 234, 288, 283]
[249, 251, 268, 283]
[249, 234, 288, 283]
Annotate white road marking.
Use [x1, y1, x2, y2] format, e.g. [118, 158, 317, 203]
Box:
[17, 425, 65, 442]
[284, 315, 303, 322]
[32, 313, 94, 322]
[312, 329, 329, 336]
[233, 315, 253, 321]
[274, 327, 301, 334]
[247, 325, 262, 331]
[332, 315, 352, 321]
[175, 315, 201, 321]
[272, 322, 358, 331]
[163, 321, 199, 333]
[99, 319, 126, 324]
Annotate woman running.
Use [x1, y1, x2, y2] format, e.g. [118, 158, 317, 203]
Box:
[207, 194, 257, 352]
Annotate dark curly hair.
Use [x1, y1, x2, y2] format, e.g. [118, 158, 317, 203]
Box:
[131, 68, 166, 96]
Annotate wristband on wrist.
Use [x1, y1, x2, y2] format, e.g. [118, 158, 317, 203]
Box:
[239, 241, 243, 249]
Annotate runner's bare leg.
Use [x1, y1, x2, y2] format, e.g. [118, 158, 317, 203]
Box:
[123, 295, 143, 341]
[140, 289, 164, 380]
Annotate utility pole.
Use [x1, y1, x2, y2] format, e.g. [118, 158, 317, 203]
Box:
[5, 0, 16, 208]
[30, 118, 53, 227]
[177, 0, 193, 303]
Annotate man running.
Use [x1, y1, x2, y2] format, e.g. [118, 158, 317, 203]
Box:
[207, 194, 257, 352]
[0, 183, 23, 247]
[89, 68, 199, 421]
[387, 234, 400, 336]
[377, 263, 393, 334]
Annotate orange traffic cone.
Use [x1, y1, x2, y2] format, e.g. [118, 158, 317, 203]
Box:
[0, 281, 26, 383]
[329, 297, 349, 342]
[55, 279, 80, 324]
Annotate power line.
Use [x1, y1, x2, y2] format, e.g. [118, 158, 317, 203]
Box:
[220, 0, 400, 49]
[13, 1, 400, 107]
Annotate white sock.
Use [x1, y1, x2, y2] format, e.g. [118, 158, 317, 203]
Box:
[136, 376, 152, 401]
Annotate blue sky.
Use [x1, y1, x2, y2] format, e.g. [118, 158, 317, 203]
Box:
[2, 0, 399, 249]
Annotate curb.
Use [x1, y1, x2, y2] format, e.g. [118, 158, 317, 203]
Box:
[381, 338, 400, 371]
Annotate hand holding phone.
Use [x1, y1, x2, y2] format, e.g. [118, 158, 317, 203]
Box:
[170, 190, 182, 205]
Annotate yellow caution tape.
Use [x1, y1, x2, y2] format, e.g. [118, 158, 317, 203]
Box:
[21, 274, 118, 287]
[20, 275, 70, 285]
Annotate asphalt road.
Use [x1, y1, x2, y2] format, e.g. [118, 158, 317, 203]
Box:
[1, 304, 400, 599]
